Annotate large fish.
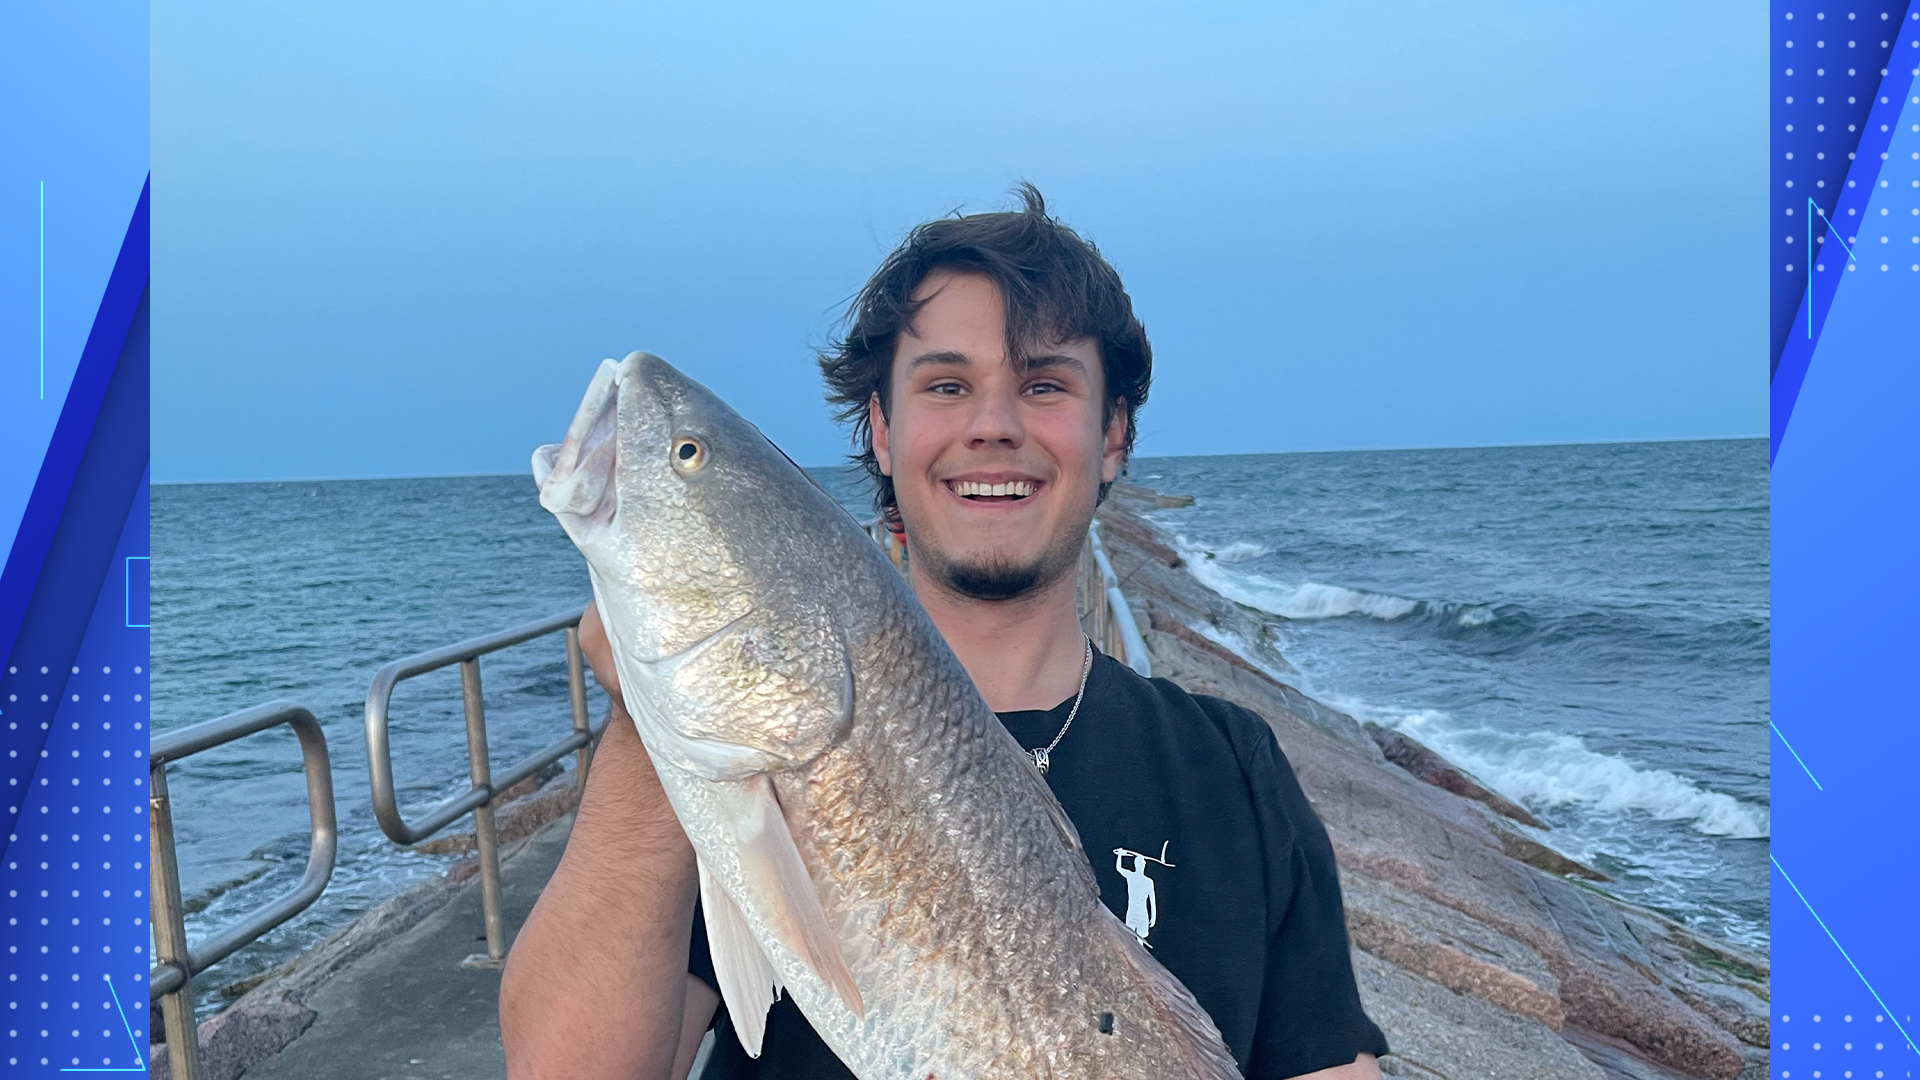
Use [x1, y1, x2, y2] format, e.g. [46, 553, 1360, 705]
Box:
[534, 352, 1243, 1080]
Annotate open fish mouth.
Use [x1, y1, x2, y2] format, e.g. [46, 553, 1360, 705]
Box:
[533, 356, 626, 528]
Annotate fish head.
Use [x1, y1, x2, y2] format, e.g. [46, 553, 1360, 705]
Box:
[535, 351, 863, 781]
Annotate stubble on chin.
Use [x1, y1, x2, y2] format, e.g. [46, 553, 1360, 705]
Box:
[921, 530, 1084, 604]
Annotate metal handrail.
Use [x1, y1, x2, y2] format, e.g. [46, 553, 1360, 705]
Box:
[149, 701, 337, 1080]
[1087, 521, 1152, 678]
[364, 606, 600, 967]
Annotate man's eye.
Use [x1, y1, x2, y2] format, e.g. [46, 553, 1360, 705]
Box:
[1025, 381, 1065, 396]
[929, 381, 964, 396]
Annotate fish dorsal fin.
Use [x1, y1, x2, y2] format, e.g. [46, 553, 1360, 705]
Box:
[716, 773, 866, 1022]
[696, 856, 782, 1058]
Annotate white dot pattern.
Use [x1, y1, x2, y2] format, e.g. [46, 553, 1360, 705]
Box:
[1775, 8, 1920, 368]
[0, 502, 152, 1069]
[1772, 1010, 1918, 1079]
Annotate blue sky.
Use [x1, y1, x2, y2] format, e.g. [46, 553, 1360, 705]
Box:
[152, 1, 1765, 482]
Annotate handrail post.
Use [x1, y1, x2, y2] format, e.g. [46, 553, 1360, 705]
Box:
[459, 657, 509, 968]
[149, 765, 203, 1080]
[565, 625, 592, 791]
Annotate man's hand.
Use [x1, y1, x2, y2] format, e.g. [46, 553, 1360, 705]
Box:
[575, 601, 622, 703]
[499, 604, 717, 1080]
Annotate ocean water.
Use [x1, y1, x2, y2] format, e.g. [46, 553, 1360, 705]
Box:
[1130, 439, 1769, 949]
[150, 438, 1767, 1013]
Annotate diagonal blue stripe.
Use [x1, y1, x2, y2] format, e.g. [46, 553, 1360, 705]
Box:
[1769, 721, 1823, 790]
[106, 974, 146, 1069]
[0, 175, 149, 666]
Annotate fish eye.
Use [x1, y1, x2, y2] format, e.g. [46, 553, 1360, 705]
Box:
[670, 436, 708, 474]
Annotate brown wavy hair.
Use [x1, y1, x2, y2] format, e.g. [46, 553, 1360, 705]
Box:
[819, 183, 1152, 524]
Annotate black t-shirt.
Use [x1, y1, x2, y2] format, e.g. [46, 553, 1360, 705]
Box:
[688, 651, 1389, 1079]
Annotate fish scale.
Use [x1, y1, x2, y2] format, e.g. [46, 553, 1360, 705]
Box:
[535, 351, 1243, 1080]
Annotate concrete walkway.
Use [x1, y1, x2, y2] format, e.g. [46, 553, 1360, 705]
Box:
[244, 818, 572, 1080]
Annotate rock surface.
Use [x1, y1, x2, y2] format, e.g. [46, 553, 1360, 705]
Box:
[148, 999, 315, 1080]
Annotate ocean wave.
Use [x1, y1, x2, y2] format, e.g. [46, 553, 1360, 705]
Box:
[1356, 705, 1769, 840]
[1174, 538, 1410, 616]
[1455, 604, 1499, 628]
[1198, 539, 1273, 563]
[1170, 536, 1539, 639]
[1276, 582, 1421, 620]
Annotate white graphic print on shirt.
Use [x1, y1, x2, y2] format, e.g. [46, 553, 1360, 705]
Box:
[1112, 841, 1174, 945]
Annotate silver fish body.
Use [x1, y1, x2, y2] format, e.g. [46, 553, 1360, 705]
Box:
[535, 352, 1242, 1080]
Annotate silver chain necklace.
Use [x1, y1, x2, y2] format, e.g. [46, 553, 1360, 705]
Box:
[1027, 636, 1094, 775]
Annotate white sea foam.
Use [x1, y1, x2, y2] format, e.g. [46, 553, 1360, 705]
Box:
[1455, 604, 1498, 628]
[1276, 582, 1422, 620]
[1174, 539, 1421, 621]
[1203, 540, 1272, 563]
[1345, 703, 1770, 840]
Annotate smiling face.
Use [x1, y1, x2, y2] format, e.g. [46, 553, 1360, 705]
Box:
[870, 270, 1127, 602]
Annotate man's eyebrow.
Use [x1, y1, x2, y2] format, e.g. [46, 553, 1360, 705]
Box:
[901, 350, 1089, 377]
[1020, 353, 1089, 377]
[903, 350, 972, 374]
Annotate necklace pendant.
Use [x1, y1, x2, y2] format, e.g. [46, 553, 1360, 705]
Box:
[1029, 747, 1051, 774]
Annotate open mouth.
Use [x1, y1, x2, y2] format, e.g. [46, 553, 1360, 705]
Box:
[947, 479, 1039, 504]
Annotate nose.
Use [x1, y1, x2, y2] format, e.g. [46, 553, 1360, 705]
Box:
[961, 381, 1025, 450]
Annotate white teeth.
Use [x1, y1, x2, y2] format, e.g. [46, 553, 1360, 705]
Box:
[954, 480, 1035, 498]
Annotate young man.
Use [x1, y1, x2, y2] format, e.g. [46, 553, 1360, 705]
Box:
[500, 186, 1388, 1080]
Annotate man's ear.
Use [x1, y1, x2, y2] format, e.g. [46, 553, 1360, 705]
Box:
[1100, 398, 1128, 484]
[869, 392, 893, 477]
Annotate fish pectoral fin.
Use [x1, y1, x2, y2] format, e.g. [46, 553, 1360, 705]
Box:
[697, 855, 783, 1058]
[725, 773, 866, 1020]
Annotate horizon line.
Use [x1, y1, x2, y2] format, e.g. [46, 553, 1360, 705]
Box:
[150, 432, 1766, 487]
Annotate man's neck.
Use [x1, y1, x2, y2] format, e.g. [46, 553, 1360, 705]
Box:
[911, 565, 1090, 714]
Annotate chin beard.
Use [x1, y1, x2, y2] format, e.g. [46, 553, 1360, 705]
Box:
[941, 558, 1046, 601]
[934, 531, 1084, 602]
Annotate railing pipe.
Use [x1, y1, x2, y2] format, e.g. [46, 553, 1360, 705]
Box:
[148, 701, 337, 1080]
[363, 608, 596, 845]
[565, 624, 592, 791]
[363, 606, 605, 968]
[148, 767, 200, 1079]
[1088, 522, 1152, 678]
[460, 658, 508, 964]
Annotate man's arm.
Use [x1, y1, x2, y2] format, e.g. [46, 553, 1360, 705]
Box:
[499, 604, 720, 1080]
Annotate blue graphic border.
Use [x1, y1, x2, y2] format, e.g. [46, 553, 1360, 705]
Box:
[1770, 2, 1920, 1073]
[1, 6, 151, 1073]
